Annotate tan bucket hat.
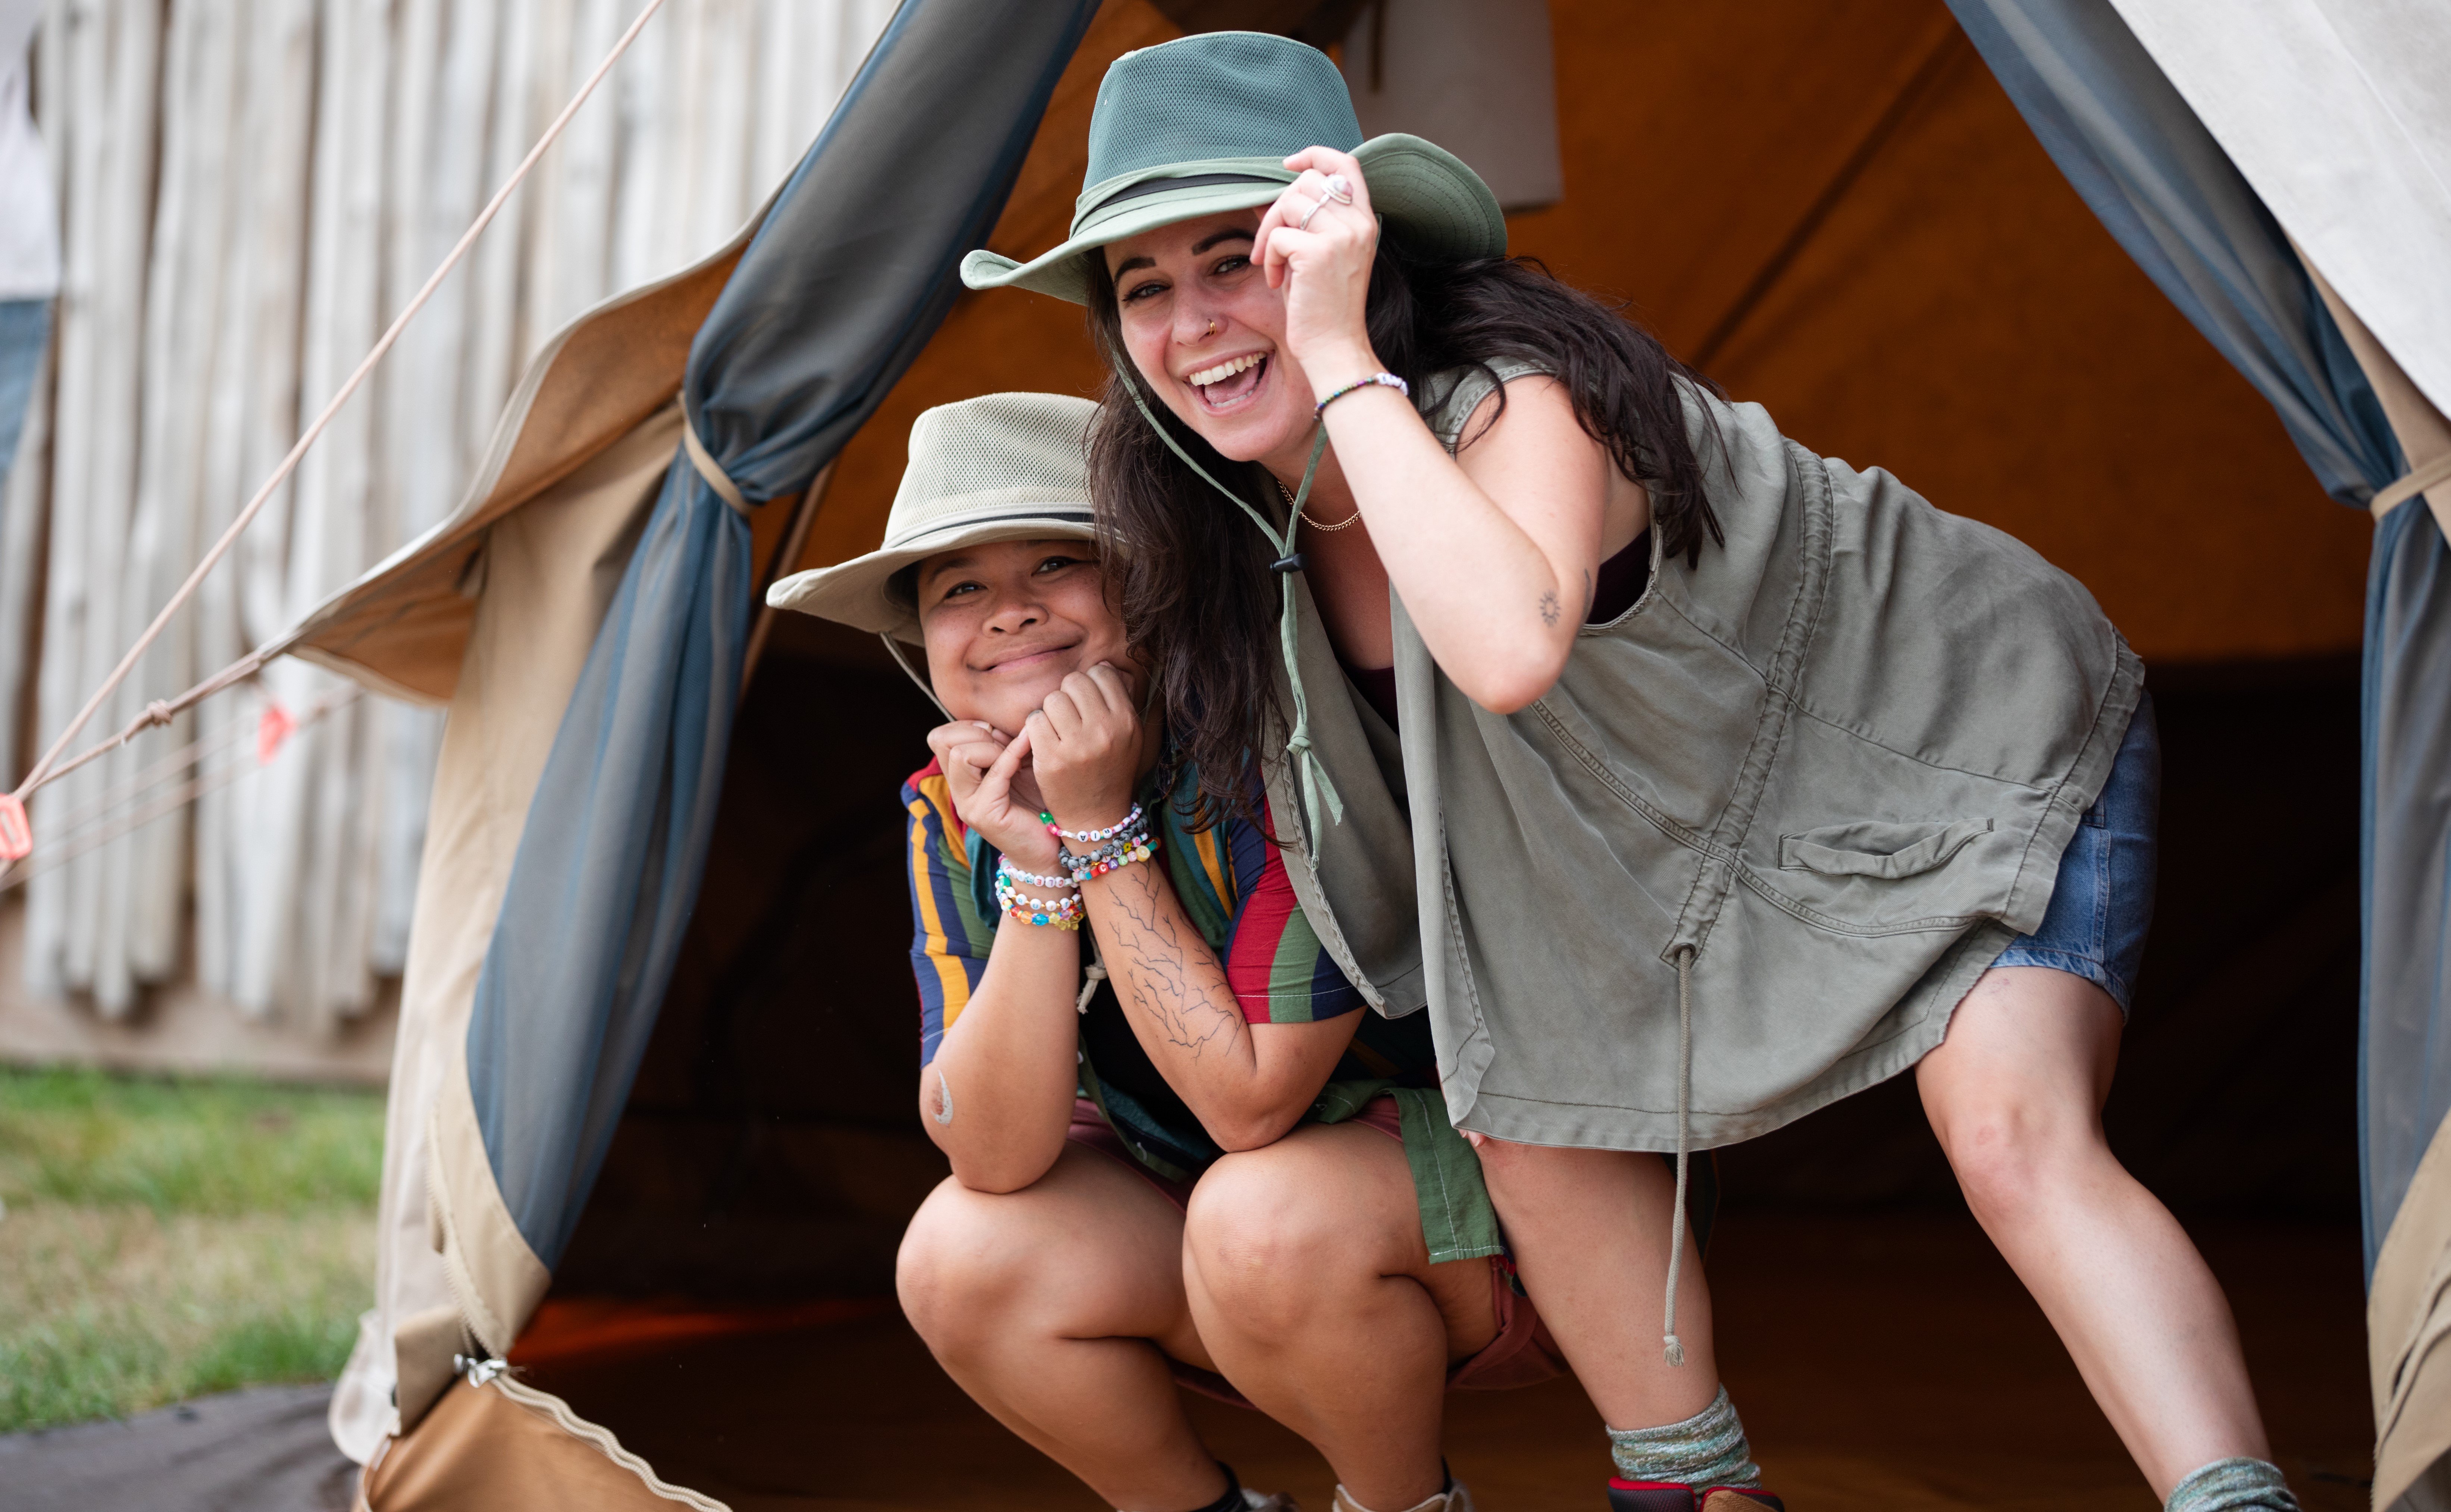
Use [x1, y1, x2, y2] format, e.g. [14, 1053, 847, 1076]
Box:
[765, 392, 1099, 645]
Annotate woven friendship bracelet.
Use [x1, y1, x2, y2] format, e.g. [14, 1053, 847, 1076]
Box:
[1314, 371, 1409, 417]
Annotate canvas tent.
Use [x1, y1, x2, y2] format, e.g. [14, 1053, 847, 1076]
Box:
[232, 0, 2444, 1506]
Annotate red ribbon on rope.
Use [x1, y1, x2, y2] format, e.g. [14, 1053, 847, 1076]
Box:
[0, 795, 29, 862]
[257, 701, 296, 766]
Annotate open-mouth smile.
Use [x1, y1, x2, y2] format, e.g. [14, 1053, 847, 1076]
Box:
[1185, 351, 1269, 412]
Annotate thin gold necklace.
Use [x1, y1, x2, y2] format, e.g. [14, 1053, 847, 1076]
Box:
[1277, 477, 1362, 533]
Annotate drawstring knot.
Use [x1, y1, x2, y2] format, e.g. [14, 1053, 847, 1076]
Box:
[1075, 960, 1107, 1015]
[1125, 384, 1344, 835]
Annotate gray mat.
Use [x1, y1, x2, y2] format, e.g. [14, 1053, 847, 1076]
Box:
[0, 1384, 357, 1512]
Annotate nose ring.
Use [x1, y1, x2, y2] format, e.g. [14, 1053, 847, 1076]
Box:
[1206, 318, 1218, 336]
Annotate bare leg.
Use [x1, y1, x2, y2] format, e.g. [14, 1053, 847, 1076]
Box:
[897, 1143, 1227, 1512]
[1918, 966, 2271, 1497]
[1183, 1123, 1498, 1511]
[1471, 1139, 1720, 1432]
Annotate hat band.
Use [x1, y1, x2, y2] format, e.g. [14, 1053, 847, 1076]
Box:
[1087, 171, 1281, 219]
[883, 505, 1095, 552]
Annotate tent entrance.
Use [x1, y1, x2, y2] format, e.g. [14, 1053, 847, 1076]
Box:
[556, 612, 949, 1306]
[423, 652, 2380, 1512]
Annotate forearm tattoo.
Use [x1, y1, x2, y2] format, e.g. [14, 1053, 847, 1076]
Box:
[1100, 865, 1244, 1059]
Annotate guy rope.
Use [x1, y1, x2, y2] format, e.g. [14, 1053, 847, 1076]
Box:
[0, 0, 675, 877]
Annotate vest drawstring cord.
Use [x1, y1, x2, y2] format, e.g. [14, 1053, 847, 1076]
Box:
[1663, 944, 1695, 1367]
[1124, 385, 1344, 836]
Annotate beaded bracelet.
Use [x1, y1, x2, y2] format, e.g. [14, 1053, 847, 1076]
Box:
[993, 867, 1083, 929]
[996, 859, 1076, 890]
[1054, 804, 1159, 884]
[1314, 371, 1409, 417]
[1042, 804, 1143, 845]
[1062, 833, 1158, 884]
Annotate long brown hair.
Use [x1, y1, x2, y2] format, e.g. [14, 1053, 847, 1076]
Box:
[1084, 242, 1725, 830]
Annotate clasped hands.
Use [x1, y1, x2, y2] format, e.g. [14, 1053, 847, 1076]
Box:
[925, 663, 1145, 874]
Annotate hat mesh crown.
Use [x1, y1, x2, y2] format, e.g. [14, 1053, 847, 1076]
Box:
[887, 393, 1097, 543]
[1086, 33, 1362, 197]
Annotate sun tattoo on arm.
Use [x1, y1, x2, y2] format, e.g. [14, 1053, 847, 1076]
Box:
[1100, 865, 1245, 1058]
[1539, 589, 1562, 627]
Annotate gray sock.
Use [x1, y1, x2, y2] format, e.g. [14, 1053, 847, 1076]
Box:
[2164, 1458, 2300, 1512]
[1606, 1386, 1759, 1488]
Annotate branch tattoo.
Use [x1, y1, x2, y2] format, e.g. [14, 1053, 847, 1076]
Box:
[1101, 865, 1243, 1058]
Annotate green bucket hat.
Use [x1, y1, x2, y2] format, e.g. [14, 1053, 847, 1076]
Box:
[960, 30, 1506, 304]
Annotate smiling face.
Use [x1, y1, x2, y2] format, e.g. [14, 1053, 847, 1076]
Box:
[915, 537, 1136, 735]
[1105, 210, 1315, 468]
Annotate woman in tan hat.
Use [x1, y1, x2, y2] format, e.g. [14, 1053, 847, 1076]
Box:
[770, 393, 1563, 1512]
[961, 30, 2296, 1512]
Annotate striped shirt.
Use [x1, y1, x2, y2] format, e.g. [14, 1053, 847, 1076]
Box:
[902, 755, 1436, 1179]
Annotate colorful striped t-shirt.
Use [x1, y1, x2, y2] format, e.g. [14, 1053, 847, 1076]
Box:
[902, 755, 1437, 1179]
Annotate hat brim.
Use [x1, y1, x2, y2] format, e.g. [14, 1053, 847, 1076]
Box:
[765, 509, 1098, 645]
[961, 134, 1506, 305]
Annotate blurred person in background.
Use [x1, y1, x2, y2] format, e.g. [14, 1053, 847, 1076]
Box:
[0, 0, 55, 487]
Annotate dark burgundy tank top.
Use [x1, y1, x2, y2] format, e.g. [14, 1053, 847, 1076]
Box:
[1342, 530, 1650, 730]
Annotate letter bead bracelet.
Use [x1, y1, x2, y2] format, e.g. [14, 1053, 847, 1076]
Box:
[1045, 804, 1143, 844]
[1041, 805, 1160, 885]
[994, 857, 1081, 930]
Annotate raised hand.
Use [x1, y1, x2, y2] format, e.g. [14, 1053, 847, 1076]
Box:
[1026, 663, 1145, 835]
[1252, 146, 1381, 387]
[924, 719, 1059, 868]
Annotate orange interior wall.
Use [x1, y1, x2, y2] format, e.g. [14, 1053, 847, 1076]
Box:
[792, 0, 2372, 666]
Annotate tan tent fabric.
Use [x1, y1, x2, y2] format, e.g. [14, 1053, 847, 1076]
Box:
[2372, 1110, 2451, 1510]
[361, 1375, 729, 1512]
[279, 233, 753, 704]
[330, 403, 685, 1456]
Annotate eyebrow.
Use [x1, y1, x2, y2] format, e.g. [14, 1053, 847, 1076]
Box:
[919, 555, 976, 589]
[1112, 226, 1257, 280]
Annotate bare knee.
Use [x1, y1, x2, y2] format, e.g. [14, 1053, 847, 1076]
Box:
[1185, 1149, 1374, 1339]
[897, 1178, 1050, 1354]
[1936, 1097, 2109, 1225]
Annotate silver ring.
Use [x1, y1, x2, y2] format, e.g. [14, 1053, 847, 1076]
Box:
[1322, 173, 1355, 205]
[1295, 194, 1327, 231]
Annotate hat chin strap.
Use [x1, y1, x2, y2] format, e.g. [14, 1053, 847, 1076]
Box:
[880, 634, 953, 720]
[1121, 379, 1343, 837]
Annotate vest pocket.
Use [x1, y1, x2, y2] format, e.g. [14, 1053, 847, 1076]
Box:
[1778, 819, 1994, 879]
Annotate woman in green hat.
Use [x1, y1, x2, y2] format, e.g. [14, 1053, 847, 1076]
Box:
[963, 29, 2297, 1512]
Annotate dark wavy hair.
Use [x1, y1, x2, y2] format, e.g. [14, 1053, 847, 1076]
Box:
[1083, 240, 1724, 831]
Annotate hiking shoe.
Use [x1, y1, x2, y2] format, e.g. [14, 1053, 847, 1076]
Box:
[1331, 1481, 1474, 1512]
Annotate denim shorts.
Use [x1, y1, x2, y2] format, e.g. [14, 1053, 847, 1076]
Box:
[1988, 691, 2159, 1015]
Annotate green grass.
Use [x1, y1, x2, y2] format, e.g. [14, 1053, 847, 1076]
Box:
[0, 1067, 384, 1433]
